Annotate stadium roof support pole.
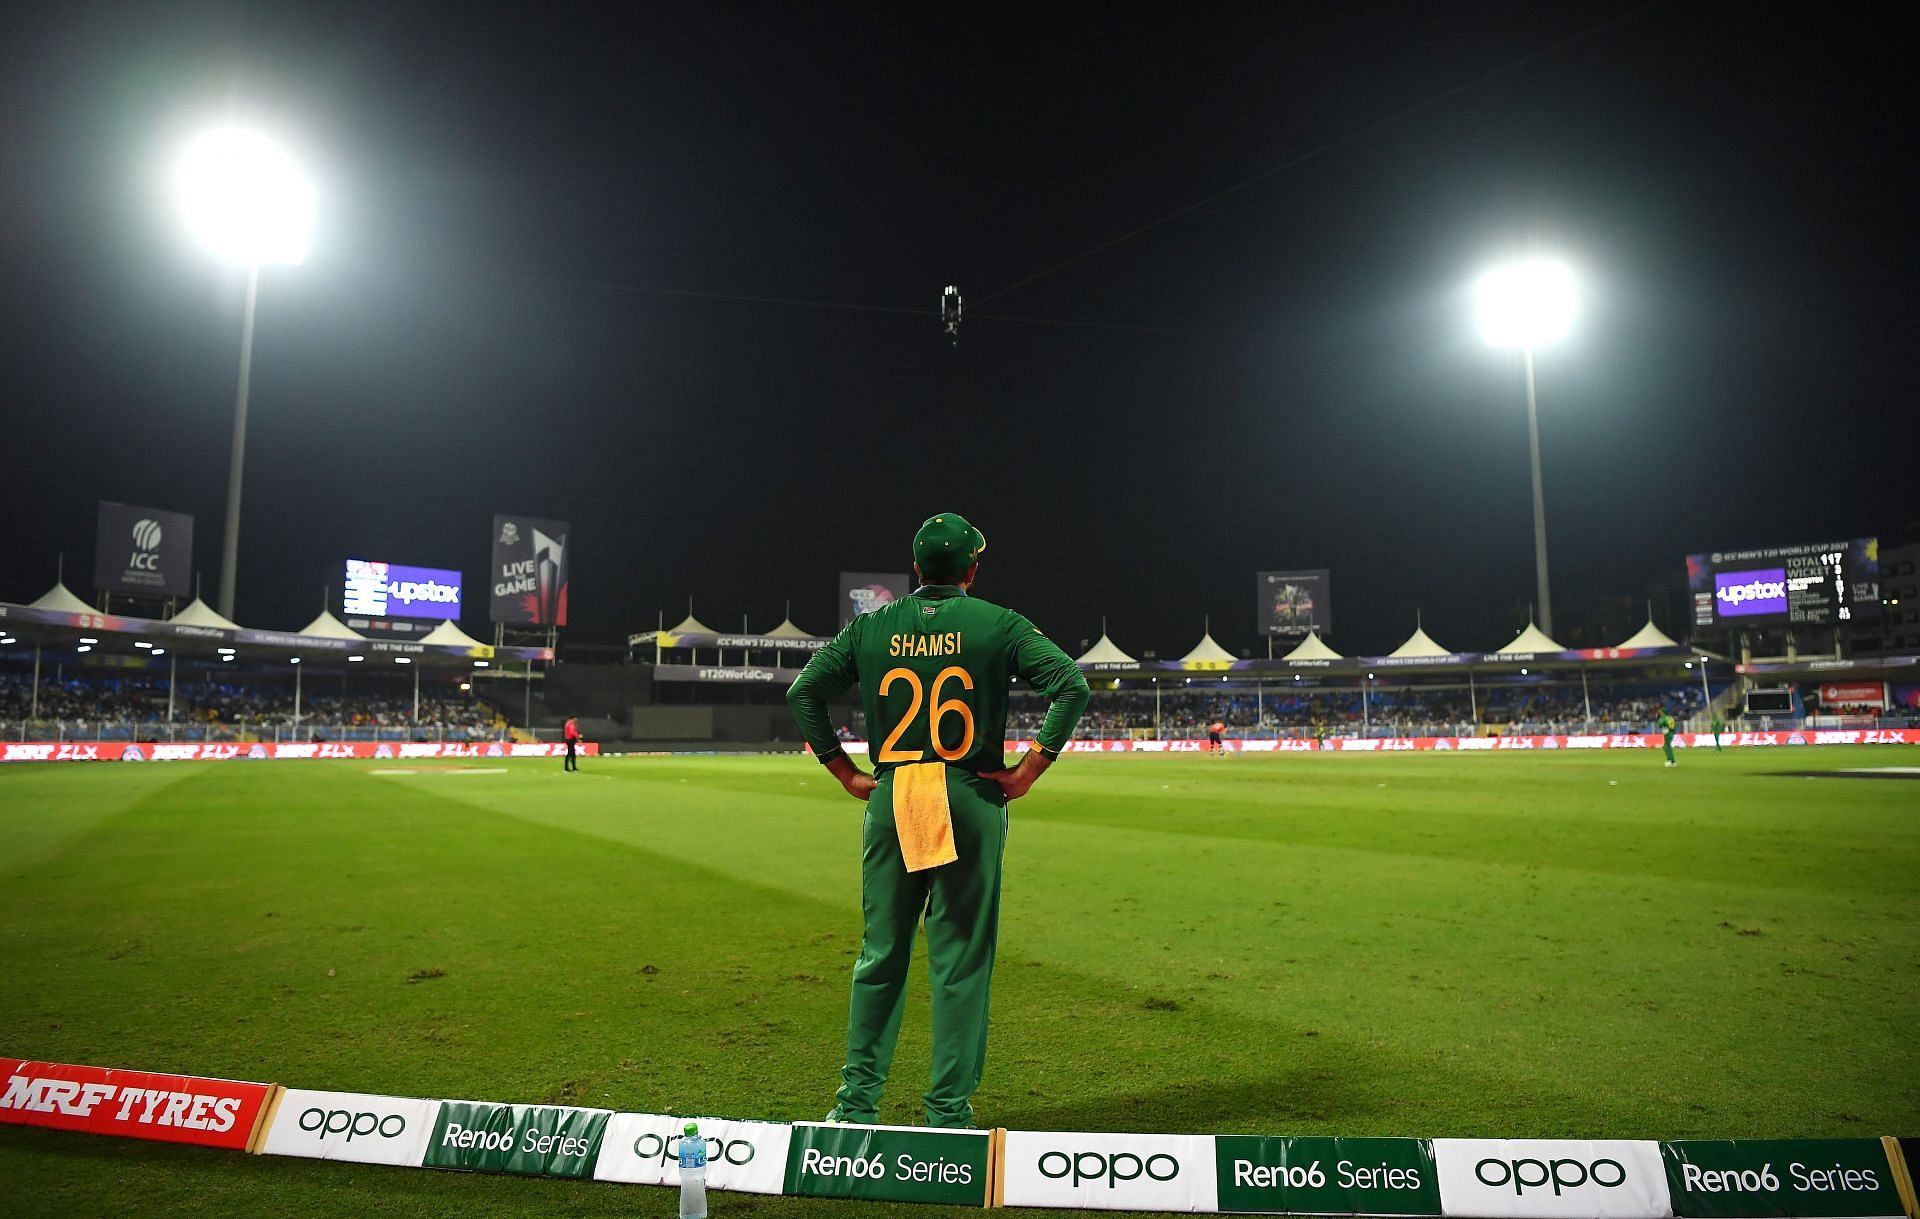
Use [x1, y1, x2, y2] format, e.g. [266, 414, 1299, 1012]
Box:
[293, 661, 302, 727]
[1697, 656, 1710, 713]
[412, 666, 420, 726]
[167, 651, 177, 723]
[31, 643, 41, 721]
[523, 660, 532, 727]
[1469, 668, 1477, 727]
[1581, 666, 1592, 730]
[1154, 678, 1161, 740]
[1363, 675, 1371, 735]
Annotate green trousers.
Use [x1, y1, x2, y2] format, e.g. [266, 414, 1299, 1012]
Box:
[1663, 731, 1676, 763]
[836, 770, 1006, 1128]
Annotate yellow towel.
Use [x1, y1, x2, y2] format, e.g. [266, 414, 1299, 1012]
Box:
[891, 761, 959, 873]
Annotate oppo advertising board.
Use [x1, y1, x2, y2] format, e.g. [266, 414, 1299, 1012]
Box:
[1686, 540, 1878, 629]
[261, 1089, 440, 1167]
[1257, 569, 1333, 637]
[342, 559, 462, 620]
[490, 515, 570, 626]
[94, 502, 194, 599]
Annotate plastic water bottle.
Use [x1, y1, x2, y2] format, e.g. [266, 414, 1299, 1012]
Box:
[678, 1121, 708, 1219]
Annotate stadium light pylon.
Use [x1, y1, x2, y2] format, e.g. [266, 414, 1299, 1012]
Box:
[1477, 258, 1575, 637]
[176, 126, 314, 621]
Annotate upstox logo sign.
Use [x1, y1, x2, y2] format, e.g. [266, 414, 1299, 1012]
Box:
[782, 1121, 990, 1206]
[423, 1100, 608, 1178]
[1002, 1130, 1217, 1211]
[260, 1088, 438, 1167]
[1434, 1139, 1671, 1219]
[1661, 1139, 1904, 1218]
[593, 1113, 791, 1195]
[1217, 1136, 1441, 1215]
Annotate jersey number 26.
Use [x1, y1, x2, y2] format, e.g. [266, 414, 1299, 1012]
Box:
[877, 666, 975, 763]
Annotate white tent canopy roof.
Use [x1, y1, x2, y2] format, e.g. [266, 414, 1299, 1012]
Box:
[1281, 631, 1343, 661]
[668, 613, 717, 636]
[417, 619, 488, 648]
[169, 598, 241, 631]
[1179, 631, 1238, 665]
[28, 582, 99, 614]
[1619, 617, 1680, 649]
[1388, 625, 1452, 658]
[1078, 632, 1137, 665]
[1497, 622, 1564, 654]
[765, 618, 817, 639]
[296, 610, 365, 640]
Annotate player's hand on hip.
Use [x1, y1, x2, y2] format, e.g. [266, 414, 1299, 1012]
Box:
[987, 749, 1055, 801]
[981, 768, 1027, 800]
[842, 772, 877, 802]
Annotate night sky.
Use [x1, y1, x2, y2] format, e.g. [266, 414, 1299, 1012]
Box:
[4, 2, 1913, 658]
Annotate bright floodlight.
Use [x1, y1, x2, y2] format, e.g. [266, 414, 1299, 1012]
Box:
[176, 127, 314, 265]
[1477, 260, 1574, 348]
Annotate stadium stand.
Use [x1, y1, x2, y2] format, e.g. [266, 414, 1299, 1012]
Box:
[0, 670, 505, 742]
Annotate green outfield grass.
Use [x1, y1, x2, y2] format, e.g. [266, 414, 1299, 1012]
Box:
[2, 747, 1917, 1217]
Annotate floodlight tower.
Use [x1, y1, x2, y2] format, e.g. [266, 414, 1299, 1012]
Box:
[176, 127, 314, 620]
[1477, 259, 1574, 637]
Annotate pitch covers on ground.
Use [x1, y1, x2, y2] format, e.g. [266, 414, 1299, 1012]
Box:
[260, 1088, 439, 1167]
[593, 1112, 791, 1194]
[1001, 1130, 1219, 1211]
[1435, 1138, 1673, 1219]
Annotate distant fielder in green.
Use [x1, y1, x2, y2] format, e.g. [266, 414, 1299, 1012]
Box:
[1658, 707, 1678, 767]
[787, 513, 1090, 1128]
[1710, 711, 1724, 752]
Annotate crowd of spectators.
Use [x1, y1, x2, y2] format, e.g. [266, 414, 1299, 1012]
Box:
[1005, 682, 1718, 738]
[0, 671, 505, 740]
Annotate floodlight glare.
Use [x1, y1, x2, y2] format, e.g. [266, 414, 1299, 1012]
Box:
[1476, 260, 1574, 348]
[177, 127, 313, 266]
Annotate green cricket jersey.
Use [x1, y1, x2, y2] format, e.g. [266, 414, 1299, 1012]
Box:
[787, 585, 1090, 773]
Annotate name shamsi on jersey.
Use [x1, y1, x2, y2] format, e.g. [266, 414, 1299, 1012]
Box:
[887, 632, 964, 658]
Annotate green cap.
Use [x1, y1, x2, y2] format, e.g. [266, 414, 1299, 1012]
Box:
[684, 1121, 698, 1135]
[913, 512, 986, 580]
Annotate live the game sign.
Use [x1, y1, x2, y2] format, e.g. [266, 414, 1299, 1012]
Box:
[0, 1058, 275, 1151]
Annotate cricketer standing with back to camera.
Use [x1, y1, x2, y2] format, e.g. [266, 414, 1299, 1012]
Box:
[786, 513, 1090, 1128]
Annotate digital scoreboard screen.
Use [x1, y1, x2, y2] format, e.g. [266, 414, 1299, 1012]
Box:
[342, 559, 463, 620]
[1687, 539, 1878, 629]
